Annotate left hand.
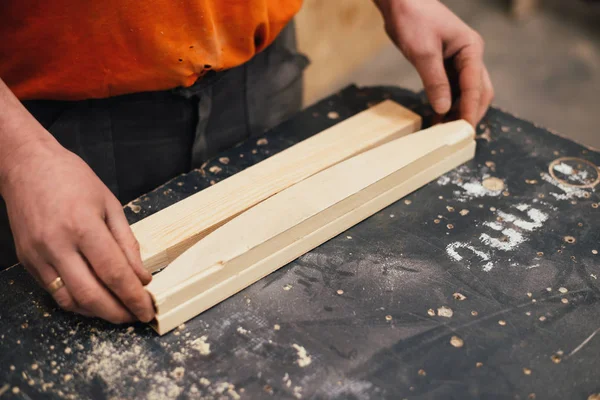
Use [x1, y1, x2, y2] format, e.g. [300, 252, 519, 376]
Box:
[373, 0, 494, 126]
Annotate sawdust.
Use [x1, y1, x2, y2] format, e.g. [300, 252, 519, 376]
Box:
[190, 336, 211, 355]
[450, 336, 464, 348]
[292, 344, 312, 367]
[453, 292, 467, 301]
[437, 306, 453, 318]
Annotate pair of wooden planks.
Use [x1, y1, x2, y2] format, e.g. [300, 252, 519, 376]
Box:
[131, 100, 422, 273]
[136, 101, 476, 335]
[147, 119, 475, 334]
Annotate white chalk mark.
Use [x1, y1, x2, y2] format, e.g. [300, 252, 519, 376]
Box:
[480, 228, 524, 251]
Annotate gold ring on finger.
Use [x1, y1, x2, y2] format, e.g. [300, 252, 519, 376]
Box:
[47, 277, 65, 295]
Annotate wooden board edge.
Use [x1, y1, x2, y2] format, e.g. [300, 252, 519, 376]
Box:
[151, 139, 476, 335]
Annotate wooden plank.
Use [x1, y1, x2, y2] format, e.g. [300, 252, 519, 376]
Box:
[131, 100, 421, 273]
[147, 120, 476, 334]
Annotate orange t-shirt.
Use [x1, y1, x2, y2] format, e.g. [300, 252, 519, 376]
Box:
[0, 1, 303, 100]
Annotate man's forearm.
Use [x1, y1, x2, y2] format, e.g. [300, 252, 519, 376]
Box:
[0, 78, 57, 193]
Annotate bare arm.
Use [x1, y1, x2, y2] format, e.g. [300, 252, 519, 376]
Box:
[0, 78, 155, 323]
[373, 0, 494, 126]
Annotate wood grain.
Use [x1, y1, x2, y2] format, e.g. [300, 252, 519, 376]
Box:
[132, 100, 421, 273]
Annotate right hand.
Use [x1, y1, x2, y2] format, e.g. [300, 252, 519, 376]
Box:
[1, 136, 155, 323]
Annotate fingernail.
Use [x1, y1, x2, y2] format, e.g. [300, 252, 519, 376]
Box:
[433, 98, 451, 114]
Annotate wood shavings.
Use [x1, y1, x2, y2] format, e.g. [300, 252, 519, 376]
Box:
[453, 292, 467, 301]
[63, 374, 73, 382]
[525, 179, 538, 184]
[209, 165, 222, 174]
[437, 306, 453, 318]
[482, 177, 505, 191]
[459, 209, 469, 216]
[564, 236, 576, 244]
[256, 138, 268, 146]
[561, 298, 569, 304]
[559, 287, 568, 294]
[274, 324, 281, 331]
[200, 377, 211, 386]
[450, 336, 464, 348]
[446, 206, 455, 212]
[552, 354, 562, 364]
[12, 387, 20, 394]
[418, 369, 426, 376]
[337, 289, 344, 295]
[236, 326, 249, 335]
[447, 224, 454, 230]
[498, 320, 507, 326]
[476, 362, 483, 368]
[327, 111, 340, 120]
[64, 347, 72, 354]
[593, 250, 598, 255]
[523, 368, 532, 375]
[126, 202, 142, 213]
[219, 157, 230, 165]
[292, 344, 312, 367]
[169, 367, 185, 381]
[539, 316, 547, 322]
[190, 336, 210, 355]
[385, 315, 393, 321]
[404, 199, 412, 205]
[427, 309, 435, 316]
[283, 284, 292, 291]
[588, 394, 600, 400]
[471, 310, 478, 316]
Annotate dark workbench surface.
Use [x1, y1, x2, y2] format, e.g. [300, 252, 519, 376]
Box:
[0, 85, 599, 400]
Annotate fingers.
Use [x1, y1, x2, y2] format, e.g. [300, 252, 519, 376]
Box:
[478, 67, 495, 123]
[49, 250, 136, 324]
[78, 219, 155, 323]
[454, 47, 484, 127]
[412, 52, 453, 115]
[23, 258, 92, 317]
[105, 199, 152, 285]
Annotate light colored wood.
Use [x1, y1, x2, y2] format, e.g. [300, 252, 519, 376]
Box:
[148, 120, 476, 334]
[132, 100, 421, 273]
[296, 0, 389, 104]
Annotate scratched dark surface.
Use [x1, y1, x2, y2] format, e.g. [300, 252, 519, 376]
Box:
[0, 85, 599, 400]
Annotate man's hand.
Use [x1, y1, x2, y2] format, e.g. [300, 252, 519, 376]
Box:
[0, 125, 154, 324]
[374, 0, 494, 126]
